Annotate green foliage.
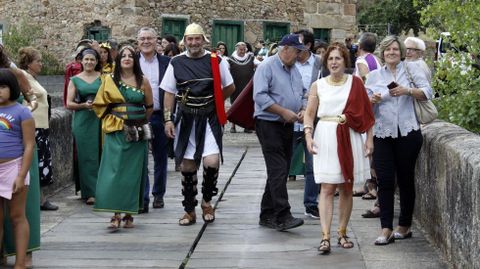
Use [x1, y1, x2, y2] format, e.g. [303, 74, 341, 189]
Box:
[2, 20, 63, 75]
[358, 0, 426, 36]
[418, 0, 480, 133]
[2, 20, 41, 63]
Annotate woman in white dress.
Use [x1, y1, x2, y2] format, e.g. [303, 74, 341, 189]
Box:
[304, 42, 375, 254]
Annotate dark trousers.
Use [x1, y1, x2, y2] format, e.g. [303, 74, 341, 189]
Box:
[373, 129, 423, 230]
[291, 131, 319, 209]
[144, 112, 169, 204]
[256, 119, 293, 223]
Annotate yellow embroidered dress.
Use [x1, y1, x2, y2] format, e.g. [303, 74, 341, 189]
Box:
[92, 75, 147, 214]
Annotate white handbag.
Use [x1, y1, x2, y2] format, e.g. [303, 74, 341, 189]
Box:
[404, 63, 438, 124]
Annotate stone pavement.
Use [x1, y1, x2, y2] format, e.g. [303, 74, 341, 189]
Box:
[3, 129, 449, 269]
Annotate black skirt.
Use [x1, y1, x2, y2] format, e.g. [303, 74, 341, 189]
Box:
[36, 128, 54, 187]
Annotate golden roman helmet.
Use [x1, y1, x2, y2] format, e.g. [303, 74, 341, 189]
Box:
[183, 23, 210, 43]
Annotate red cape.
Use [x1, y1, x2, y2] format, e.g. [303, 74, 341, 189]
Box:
[337, 76, 375, 190]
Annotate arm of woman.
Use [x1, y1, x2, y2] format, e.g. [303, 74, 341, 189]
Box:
[13, 118, 35, 194]
[364, 127, 374, 157]
[304, 82, 319, 155]
[142, 77, 154, 120]
[66, 79, 89, 110]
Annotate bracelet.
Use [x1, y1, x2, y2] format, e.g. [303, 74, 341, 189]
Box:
[145, 104, 153, 109]
[408, 88, 413, 96]
[164, 109, 172, 122]
[304, 129, 312, 134]
[25, 93, 37, 102]
[304, 124, 313, 130]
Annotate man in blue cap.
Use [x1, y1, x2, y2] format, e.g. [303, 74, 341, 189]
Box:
[253, 33, 307, 231]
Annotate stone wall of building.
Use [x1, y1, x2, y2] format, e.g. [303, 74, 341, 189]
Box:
[0, 0, 356, 65]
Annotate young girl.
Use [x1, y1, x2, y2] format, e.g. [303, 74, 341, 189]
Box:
[0, 68, 35, 269]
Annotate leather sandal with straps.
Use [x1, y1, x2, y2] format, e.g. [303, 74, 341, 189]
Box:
[108, 214, 121, 230]
[179, 211, 196, 226]
[318, 238, 331, 254]
[201, 203, 215, 223]
[338, 229, 354, 249]
[122, 214, 134, 228]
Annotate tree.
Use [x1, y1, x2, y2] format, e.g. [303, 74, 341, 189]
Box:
[358, 0, 426, 36]
[418, 0, 480, 133]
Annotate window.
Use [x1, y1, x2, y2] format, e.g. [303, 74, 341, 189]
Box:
[84, 20, 111, 42]
[313, 28, 331, 44]
[212, 20, 244, 55]
[162, 18, 187, 42]
[263, 22, 290, 44]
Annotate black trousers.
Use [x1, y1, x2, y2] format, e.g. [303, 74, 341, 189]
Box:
[373, 129, 423, 230]
[256, 119, 293, 223]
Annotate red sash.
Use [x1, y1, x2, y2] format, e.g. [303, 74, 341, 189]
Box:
[336, 76, 375, 190]
[210, 53, 227, 125]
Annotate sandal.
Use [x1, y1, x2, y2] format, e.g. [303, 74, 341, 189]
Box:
[122, 215, 134, 228]
[201, 204, 215, 223]
[338, 229, 354, 249]
[108, 214, 121, 229]
[86, 197, 95, 205]
[179, 211, 196, 226]
[362, 192, 376, 200]
[318, 239, 331, 254]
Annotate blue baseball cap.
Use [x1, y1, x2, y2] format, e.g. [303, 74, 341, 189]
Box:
[279, 34, 307, 50]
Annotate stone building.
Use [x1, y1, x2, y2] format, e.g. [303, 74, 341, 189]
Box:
[0, 0, 357, 65]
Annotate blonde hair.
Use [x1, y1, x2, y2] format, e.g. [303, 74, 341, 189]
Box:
[18, 47, 41, 70]
[378, 35, 406, 62]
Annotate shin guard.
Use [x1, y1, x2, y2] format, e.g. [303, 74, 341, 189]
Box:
[202, 166, 219, 203]
[181, 171, 198, 212]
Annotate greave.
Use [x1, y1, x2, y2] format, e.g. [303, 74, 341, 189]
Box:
[202, 166, 219, 203]
[181, 171, 198, 212]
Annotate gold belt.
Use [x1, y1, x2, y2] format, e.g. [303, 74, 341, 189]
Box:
[319, 115, 346, 124]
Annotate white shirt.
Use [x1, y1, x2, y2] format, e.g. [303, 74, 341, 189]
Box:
[139, 53, 160, 110]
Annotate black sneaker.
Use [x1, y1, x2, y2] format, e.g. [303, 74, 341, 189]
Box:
[276, 217, 304, 231]
[259, 218, 277, 229]
[304, 207, 320, 219]
[153, 197, 164, 208]
[40, 200, 59, 211]
[139, 203, 149, 214]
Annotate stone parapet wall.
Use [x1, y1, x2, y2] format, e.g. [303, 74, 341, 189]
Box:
[415, 121, 479, 268]
[44, 107, 74, 196]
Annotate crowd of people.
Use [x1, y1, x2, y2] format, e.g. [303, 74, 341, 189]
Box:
[0, 22, 434, 267]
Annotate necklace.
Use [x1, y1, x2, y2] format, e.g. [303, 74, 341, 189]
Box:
[327, 74, 347, 86]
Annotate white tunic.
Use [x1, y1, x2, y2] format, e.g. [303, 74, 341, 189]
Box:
[313, 75, 370, 184]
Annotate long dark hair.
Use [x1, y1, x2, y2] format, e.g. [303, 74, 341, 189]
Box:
[113, 46, 143, 89]
[0, 68, 21, 100]
[99, 46, 113, 66]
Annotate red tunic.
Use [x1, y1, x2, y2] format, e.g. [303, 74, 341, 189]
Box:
[63, 61, 82, 106]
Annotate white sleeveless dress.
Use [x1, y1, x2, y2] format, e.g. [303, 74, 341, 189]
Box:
[313, 75, 370, 185]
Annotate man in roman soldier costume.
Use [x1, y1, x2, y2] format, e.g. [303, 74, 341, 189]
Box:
[161, 23, 235, 226]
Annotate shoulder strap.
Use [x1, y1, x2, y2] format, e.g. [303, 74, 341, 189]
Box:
[403, 62, 417, 88]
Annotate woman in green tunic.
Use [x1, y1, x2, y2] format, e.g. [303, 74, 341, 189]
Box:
[92, 46, 153, 229]
[66, 48, 102, 205]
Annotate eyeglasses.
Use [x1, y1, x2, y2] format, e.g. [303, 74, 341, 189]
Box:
[406, 48, 421, 52]
[137, 37, 156, 42]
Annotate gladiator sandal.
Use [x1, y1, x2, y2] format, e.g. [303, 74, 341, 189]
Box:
[108, 213, 121, 230]
[122, 214, 134, 228]
[318, 233, 331, 254]
[337, 228, 354, 249]
[180, 171, 198, 226]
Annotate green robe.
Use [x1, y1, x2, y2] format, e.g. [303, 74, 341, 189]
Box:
[93, 78, 147, 214]
[70, 76, 101, 199]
